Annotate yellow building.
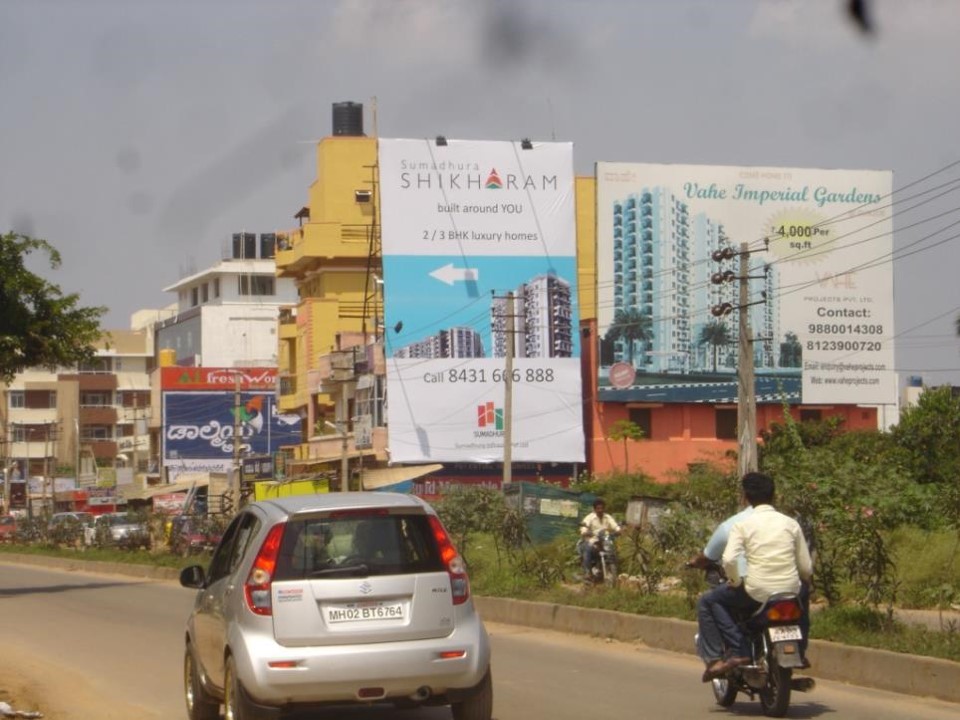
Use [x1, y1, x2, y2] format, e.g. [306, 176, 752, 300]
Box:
[275, 102, 386, 483]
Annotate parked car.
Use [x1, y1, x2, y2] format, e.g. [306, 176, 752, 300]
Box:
[49, 511, 96, 545]
[0, 515, 16, 542]
[94, 512, 151, 549]
[179, 492, 492, 720]
[168, 514, 224, 556]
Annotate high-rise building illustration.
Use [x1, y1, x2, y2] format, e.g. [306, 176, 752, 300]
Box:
[491, 274, 573, 359]
[612, 189, 691, 373]
[393, 326, 484, 359]
[610, 188, 783, 374]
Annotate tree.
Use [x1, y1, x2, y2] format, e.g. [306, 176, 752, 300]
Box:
[608, 419, 644, 473]
[779, 331, 803, 368]
[697, 320, 731, 372]
[603, 307, 653, 365]
[892, 386, 960, 487]
[0, 232, 106, 381]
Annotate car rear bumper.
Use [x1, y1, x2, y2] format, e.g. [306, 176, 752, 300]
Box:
[230, 613, 490, 706]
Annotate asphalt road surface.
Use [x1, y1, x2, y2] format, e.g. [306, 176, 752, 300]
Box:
[1, 562, 957, 719]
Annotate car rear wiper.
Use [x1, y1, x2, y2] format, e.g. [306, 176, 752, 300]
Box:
[309, 563, 371, 578]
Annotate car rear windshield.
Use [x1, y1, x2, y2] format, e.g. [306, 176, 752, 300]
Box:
[273, 513, 444, 581]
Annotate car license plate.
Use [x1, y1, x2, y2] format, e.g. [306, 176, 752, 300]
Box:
[326, 601, 405, 623]
[768, 625, 802, 642]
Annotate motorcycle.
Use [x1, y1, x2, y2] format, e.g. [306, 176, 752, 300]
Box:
[691, 560, 814, 718]
[579, 529, 619, 586]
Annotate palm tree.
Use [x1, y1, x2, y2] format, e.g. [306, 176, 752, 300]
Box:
[698, 320, 732, 373]
[604, 307, 653, 365]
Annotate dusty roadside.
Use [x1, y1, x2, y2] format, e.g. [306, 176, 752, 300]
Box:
[0, 639, 161, 720]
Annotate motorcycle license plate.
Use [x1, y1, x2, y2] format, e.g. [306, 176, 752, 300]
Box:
[768, 625, 802, 642]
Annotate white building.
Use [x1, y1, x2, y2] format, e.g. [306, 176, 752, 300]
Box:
[155, 233, 297, 367]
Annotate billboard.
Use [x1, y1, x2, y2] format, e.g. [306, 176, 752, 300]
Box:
[379, 139, 584, 463]
[160, 366, 278, 390]
[162, 390, 301, 466]
[596, 163, 896, 406]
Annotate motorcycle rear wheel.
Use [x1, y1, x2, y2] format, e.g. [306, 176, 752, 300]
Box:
[711, 676, 738, 707]
[759, 660, 792, 717]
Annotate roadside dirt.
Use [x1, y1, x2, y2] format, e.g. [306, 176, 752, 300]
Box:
[0, 643, 158, 720]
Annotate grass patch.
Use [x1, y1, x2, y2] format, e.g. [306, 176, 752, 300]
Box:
[812, 605, 960, 662]
[0, 542, 207, 569]
[886, 526, 960, 609]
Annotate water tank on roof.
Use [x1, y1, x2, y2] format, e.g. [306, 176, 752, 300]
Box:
[159, 348, 177, 367]
[332, 102, 364, 136]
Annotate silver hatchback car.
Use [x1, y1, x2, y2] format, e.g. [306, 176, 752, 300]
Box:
[180, 492, 492, 720]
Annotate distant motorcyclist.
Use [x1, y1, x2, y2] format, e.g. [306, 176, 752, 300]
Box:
[579, 498, 621, 578]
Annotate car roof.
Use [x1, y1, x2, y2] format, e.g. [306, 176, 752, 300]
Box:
[255, 492, 433, 519]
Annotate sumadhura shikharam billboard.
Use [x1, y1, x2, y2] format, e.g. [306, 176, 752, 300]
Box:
[379, 138, 584, 463]
[596, 163, 896, 406]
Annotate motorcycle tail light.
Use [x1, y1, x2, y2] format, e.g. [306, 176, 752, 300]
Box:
[766, 599, 803, 622]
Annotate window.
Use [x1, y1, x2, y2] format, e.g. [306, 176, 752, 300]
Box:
[80, 391, 111, 407]
[715, 409, 737, 440]
[79, 358, 111, 373]
[213, 278, 220, 298]
[9, 391, 24, 408]
[627, 407, 653, 439]
[201, 283, 209, 303]
[800, 409, 822, 423]
[191, 287, 199, 307]
[274, 514, 443, 580]
[12, 426, 26, 442]
[81, 425, 111, 440]
[238, 275, 275, 296]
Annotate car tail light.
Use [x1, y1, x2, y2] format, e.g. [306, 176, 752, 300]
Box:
[428, 515, 469, 605]
[766, 599, 803, 622]
[244, 523, 286, 616]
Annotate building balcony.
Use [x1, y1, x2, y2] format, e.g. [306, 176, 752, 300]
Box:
[86, 440, 118, 459]
[276, 223, 378, 277]
[279, 316, 298, 340]
[77, 374, 118, 391]
[79, 406, 118, 425]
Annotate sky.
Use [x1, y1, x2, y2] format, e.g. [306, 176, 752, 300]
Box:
[2, 0, 960, 389]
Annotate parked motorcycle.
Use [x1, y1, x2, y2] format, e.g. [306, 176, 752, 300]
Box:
[579, 529, 619, 586]
[691, 560, 814, 717]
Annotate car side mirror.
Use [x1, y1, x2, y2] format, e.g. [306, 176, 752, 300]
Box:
[179, 565, 206, 589]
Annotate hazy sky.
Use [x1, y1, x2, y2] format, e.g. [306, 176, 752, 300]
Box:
[3, 0, 960, 388]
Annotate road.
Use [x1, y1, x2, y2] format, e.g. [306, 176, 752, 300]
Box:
[1, 562, 957, 719]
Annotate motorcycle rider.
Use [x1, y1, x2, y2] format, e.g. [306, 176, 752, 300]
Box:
[579, 498, 621, 579]
[698, 472, 813, 681]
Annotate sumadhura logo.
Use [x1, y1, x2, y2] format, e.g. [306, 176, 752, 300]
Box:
[399, 162, 557, 192]
[476, 401, 503, 435]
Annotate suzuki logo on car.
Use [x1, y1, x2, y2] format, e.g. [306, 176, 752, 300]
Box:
[358, 581, 373, 595]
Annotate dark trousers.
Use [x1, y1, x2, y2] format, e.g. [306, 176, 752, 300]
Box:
[698, 582, 811, 663]
[697, 583, 759, 662]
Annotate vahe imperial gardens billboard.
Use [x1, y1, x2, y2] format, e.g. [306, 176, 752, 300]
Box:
[379, 138, 584, 464]
[596, 163, 896, 407]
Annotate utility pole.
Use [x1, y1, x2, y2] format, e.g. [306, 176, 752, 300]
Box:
[132, 392, 140, 484]
[233, 373, 242, 508]
[736, 242, 758, 476]
[502, 292, 515, 488]
[340, 382, 349, 492]
[712, 242, 766, 478]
